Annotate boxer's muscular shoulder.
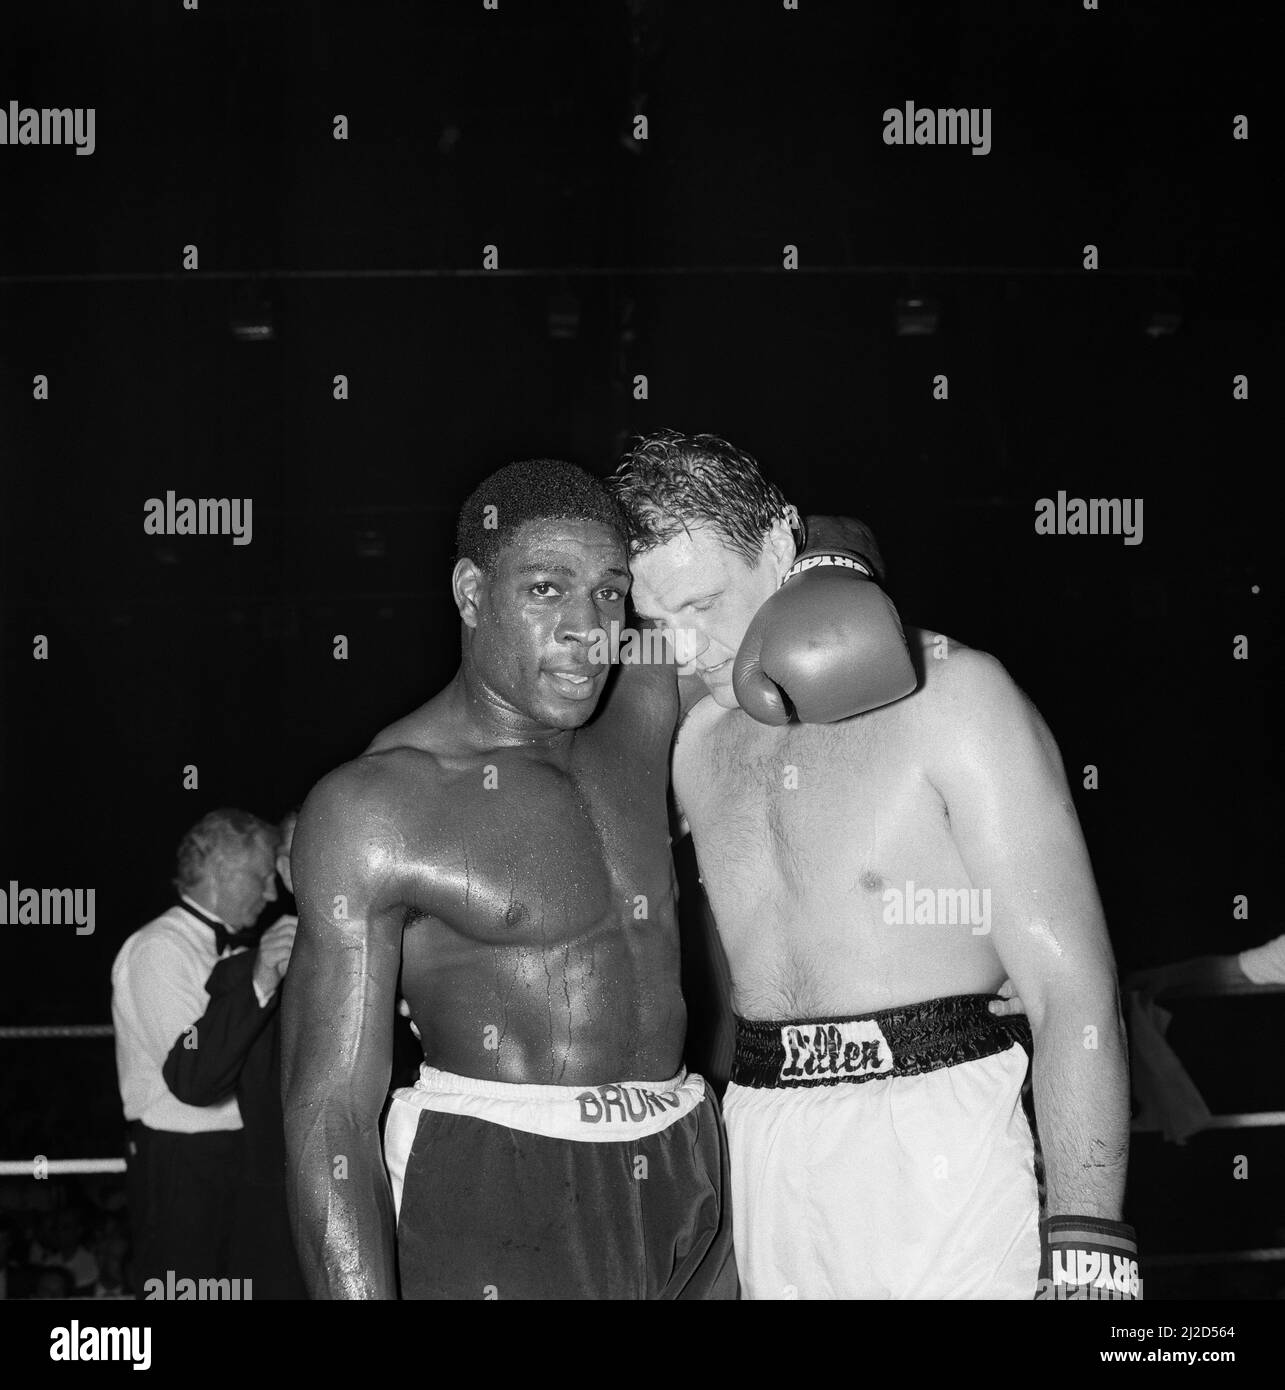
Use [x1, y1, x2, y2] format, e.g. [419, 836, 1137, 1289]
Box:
[911, 630, 1047, 757]
[295, 748, 439, 923]
[914, 630, 1001, 705]
[363, 697, 448, 757]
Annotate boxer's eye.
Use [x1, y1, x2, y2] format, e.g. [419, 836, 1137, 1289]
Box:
[530, 582, 559, 597]
[596, 587, 624, 603]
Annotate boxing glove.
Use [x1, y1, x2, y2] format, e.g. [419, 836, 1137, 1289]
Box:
[733, 515, 916, 725]
[797, 513, 889, 583]
[1036, 1216, 1141, 1300]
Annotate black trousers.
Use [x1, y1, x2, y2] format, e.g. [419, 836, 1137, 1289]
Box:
[230, 1178, 309, 1299]
[126, 1123, 243, 1297]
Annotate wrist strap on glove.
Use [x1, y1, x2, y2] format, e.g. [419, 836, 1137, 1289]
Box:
[782, 553, 873, 586]
[1037, 1216, 1141, 1300]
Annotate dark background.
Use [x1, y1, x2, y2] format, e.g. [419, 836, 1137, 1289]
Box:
[1, 0, 1279, 1294]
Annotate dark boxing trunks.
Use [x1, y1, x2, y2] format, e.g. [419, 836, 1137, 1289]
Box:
[384, 1066, 738, 1300]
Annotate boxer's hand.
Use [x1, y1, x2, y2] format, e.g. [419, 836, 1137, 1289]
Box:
[988, 978, 1027, 1017]
[733, 564, 916, 724]
[1036, 1217, 1141, 1300]
[253, 917, 297, 998]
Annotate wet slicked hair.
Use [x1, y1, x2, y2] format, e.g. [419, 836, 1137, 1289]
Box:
[455, 459, 629, 570]
[610, 430, 792, 565]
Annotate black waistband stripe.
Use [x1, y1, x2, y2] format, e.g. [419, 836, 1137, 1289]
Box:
[730, 993, 1032, 1089]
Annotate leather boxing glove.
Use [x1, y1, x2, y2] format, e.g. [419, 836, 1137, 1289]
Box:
[732, 514, 916, 725]
[1036, 1216, 1141, 1300]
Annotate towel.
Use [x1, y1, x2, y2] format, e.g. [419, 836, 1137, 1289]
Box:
[1128, 990, 1213, 1145]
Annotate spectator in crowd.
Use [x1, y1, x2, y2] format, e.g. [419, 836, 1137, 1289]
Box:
[0, 1217, 18, 1300]
[89, 1214, 131, 1298]
[30, 1207, 98, 1293]
[32, 1265, 74, 1299]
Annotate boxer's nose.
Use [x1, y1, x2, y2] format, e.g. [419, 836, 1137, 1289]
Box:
[671, 623, 709, 669]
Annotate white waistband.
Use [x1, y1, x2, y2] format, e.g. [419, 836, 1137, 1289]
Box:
[389, 1063, 704, 1144]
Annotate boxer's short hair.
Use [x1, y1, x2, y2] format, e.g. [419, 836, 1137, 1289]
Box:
[455, 459, 628, 571]
[173, 808, 279, 894]
[610, 429, 791, 565]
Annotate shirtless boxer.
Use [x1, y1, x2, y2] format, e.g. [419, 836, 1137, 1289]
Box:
[280, 459, 909, 1299]
[612, 431, 1137, 1300]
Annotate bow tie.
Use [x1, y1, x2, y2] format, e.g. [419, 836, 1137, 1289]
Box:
[179, 900, 240, 955]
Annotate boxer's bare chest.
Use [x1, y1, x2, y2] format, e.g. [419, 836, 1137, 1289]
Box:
[673, 695, 987, 1015]
[387, 700, 689, 1080]
[401, 733, 674, 948]
[674, 697, 918, 886]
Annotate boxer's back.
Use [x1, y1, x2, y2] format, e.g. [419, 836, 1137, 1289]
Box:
[352, 664, 685, 1085]
[674, 629, 1007, 1017]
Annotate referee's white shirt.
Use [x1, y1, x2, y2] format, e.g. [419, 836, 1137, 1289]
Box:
[1239, 932, 1285, 986]
[110, 898, 244, 1132]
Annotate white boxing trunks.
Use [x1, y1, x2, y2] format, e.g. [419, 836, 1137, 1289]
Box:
[723, 992, 1040, 1300]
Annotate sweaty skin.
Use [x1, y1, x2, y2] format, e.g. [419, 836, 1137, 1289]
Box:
[631, 526, 1128, 1224]
[673, 631, 1018, 1015]
[672, 631, 1128, 1218]
[281, 520, 685, 1300]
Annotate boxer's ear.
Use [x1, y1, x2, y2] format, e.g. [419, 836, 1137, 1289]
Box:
[453, 558, 484, 628]
[764, 516, 797, 581]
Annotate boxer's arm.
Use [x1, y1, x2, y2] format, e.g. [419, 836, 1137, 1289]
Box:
[588, 614, 684, 753]
[927, 648, 1128, 1221]
[282, 765, 403, 1299]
